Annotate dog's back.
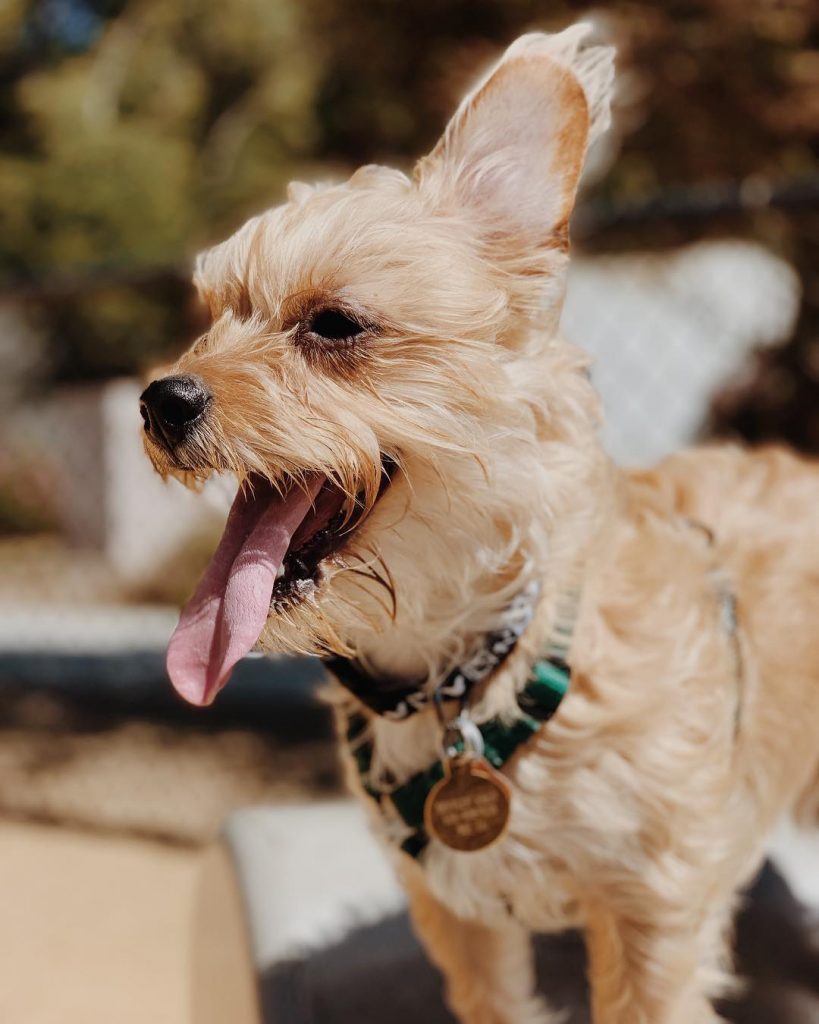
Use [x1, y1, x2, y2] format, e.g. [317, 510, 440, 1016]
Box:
[633, 442, 819, 826]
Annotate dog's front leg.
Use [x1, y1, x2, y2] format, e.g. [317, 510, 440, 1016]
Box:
[584, 899, 727, 1024]
[402, 863, 556, 1024]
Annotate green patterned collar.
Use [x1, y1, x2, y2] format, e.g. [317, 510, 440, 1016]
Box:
[342, 587, 579, 861]
[325, 582, 542, 720]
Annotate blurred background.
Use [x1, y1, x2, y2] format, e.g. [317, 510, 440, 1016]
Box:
[1, 1, 819, 1022]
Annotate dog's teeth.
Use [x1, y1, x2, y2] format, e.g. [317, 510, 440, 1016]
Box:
[275, 564, 286, 579]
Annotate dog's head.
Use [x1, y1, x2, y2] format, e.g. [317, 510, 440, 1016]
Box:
[141, 24, 614, 705]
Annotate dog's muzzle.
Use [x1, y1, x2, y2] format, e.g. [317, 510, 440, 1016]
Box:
[140, 374, 210, 452]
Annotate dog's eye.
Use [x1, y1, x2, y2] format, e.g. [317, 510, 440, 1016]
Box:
[309, 308, 366, 344]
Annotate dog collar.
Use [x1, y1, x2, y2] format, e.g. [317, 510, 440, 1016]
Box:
[334, 521, 743, 861]
[324, 581, 543, 720]
[344, 650, 572, 860]
[334, 583, 582, 860]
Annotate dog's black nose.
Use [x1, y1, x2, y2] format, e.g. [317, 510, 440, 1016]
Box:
[140, 375, 210, 448]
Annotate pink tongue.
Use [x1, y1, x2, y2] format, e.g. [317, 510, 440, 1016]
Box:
[167, 475, 324, 706]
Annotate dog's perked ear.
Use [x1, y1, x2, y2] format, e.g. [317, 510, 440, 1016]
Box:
[415, 23, 614, 251]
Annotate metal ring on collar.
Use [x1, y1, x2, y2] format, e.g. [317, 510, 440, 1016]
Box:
[444, 713, 485, 759]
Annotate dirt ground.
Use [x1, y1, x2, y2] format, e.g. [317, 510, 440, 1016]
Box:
[0, 820, 203, 1024]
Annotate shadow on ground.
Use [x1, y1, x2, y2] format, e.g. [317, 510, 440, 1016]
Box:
[260, 862, 819, 1024]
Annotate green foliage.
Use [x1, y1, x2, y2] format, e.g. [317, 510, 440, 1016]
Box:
[1, 0, 322, 380]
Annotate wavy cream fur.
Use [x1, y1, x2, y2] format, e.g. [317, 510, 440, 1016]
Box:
[147, 23, 819, 1024]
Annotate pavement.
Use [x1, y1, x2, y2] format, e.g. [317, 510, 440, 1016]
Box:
[0, 821, 204, 1024]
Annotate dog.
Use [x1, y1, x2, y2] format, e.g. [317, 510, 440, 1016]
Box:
[140, 23, 819, 1023]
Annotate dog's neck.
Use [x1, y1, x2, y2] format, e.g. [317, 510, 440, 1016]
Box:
[355, 504, 608, 695]
[353, 417, 615, 787]
[346, 334, 616, 692]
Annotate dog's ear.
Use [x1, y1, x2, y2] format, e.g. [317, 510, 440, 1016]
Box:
[193, 215, 262, 320]
[415, 23, 614, 248]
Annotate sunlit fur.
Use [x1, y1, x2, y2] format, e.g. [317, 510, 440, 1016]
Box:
[148, 24, 819, 1024]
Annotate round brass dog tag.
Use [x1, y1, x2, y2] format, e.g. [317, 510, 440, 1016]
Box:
[425, 757, 511, 852]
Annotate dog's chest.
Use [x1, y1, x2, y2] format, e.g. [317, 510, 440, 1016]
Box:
[346, 727, 580, 929]
[419, 808, 581, 930]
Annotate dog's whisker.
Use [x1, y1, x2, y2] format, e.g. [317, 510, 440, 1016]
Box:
[373, 550, 398, 621]
[338, 565, 395, 622]
[331, 575, 392, 629]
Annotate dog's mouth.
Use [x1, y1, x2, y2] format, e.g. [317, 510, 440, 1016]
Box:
[274, 460, 395, 603]
[166, 459, 395, 707]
